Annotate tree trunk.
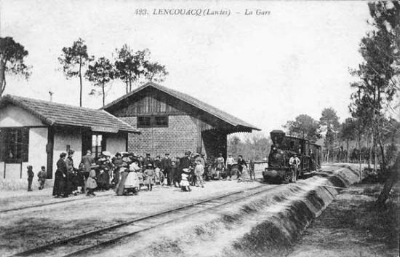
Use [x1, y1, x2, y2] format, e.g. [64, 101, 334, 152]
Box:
[102, 82, 105, 107]
[0, 60, 6, 97]
[368, 133, 372, 169]
[376, 153, 399, 207]
[79, 57, 83, 107]
[358, 133, 362, 179]
[374, 138, 377, 173]
[346, 139, 349, 163]
[125, 80, 128, 94]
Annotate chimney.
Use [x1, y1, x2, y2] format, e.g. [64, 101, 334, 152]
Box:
[49, 91, 54, 102]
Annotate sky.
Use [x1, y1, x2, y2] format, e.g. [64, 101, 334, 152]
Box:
[0, 0, 372, 136]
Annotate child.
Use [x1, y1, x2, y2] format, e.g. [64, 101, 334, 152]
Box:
[181, 168, 191, 192]
[154, 167, 165, 186]
[143, 164, 155, 191]
[27, 165, 34, 191]
[137, 170, 144, 191]
[37, 166, 47, 190]
[86, 167, 97, 196]
[238, 165, 250, 182]
[97, 169, 109, 191]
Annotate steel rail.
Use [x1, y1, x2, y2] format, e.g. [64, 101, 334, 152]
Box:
[64, 184, 280, 257]
[0, 194, 111, 214]
[12, 184, 278, 257]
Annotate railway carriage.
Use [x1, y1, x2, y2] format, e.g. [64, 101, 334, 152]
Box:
[263, 130, 321, 184]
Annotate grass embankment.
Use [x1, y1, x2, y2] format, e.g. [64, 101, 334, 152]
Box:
[288, 182, 400, 257]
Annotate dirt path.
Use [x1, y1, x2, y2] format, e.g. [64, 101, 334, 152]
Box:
[287, 182, 400, 257]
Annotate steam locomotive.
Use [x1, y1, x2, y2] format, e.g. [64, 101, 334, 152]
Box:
[262, 130, 321, 184]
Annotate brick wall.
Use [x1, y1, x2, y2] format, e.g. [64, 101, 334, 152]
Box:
[121, 115, 199, 158]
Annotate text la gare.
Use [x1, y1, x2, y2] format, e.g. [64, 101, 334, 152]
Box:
[245, 9, 271, 15]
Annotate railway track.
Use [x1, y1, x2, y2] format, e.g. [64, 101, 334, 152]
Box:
[12, 184, 279, 257]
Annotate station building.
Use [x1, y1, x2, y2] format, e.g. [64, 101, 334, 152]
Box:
[0, 95, 139, 180]
[102, 82, 260, 160]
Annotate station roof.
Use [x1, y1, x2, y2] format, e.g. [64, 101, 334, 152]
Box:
[0, 95, 139, 134]
[102, 82, 261, 133]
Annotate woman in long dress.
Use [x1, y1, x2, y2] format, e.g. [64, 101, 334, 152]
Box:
[124, 161, 141, 195]
[115, 163, 129, 196]
[53, 153, 67, 197]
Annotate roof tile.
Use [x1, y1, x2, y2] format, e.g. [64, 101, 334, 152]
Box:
[1, 95, 139, 133]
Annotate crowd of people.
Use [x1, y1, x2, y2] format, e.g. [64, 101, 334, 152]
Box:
[26, 149, 256, 197]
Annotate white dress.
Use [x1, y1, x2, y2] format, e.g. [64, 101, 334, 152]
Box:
[125, 163, 140, 188]
[181, 173, 190, 186]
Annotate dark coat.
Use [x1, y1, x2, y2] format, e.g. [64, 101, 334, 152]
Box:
[161, 157, 172, 171]
[179, 156, 191, 170]
[27, 169, 34, 180]
[143, 158, 154, 168]
[97, 170, 110, 189]
[153, 159, 161, 169]
[115, 168, 129, 196]
[171, 165, 180, 183]
[53, 158, 67, 196]
[237, 159, 247, 171]
[65, 157, 76, 193]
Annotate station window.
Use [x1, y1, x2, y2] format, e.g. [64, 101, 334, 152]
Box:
[154, 116, 168, 127]
[92, 134, 103, 158]
[0, 128, 29, 163]
[138, 116, 151, 128]
[137, 116, 168, 128]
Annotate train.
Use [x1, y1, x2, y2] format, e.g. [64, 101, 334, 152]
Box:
[262, 130, 321, 184]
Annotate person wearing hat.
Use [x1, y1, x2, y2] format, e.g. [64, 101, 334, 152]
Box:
[143, 164, 155, 191]
[53, 153, 68, 197]
[161, 153, 172, 186]
[112, 152, 124, 187]
[179, 151, 191, 174]
[114, 162, 129, 196]
[65, 149, 77, 195]
[143, 153, 154, 169]
[289, 153, 301, 182]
